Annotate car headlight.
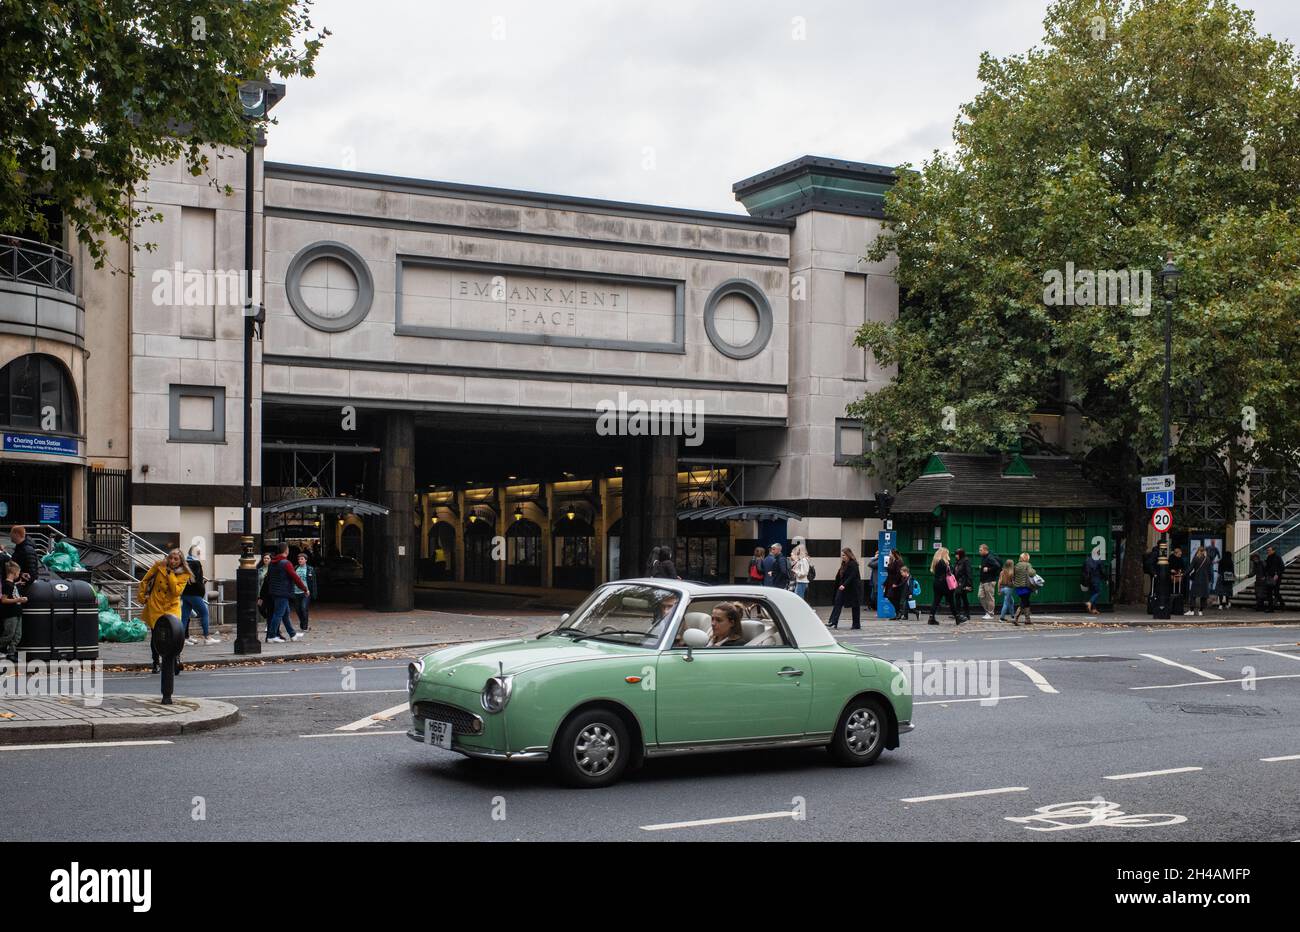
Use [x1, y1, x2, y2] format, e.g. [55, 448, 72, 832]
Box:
[481, 675, 513, 713]
[407, 659, 425, 696]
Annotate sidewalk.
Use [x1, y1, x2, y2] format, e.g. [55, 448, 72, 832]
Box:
[98, 599, 560, 670]
[0, 694, 238, 745]
[815, 603, 1300, 630]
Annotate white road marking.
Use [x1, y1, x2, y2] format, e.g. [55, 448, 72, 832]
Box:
[1042, 632, 1083, 637]
[984, 636, 1023, 640]
[901, 787, 1028, 804]
[913, 695, 1028, 705]
[205, 688, 405, 700]
[1131, 673, 1300, 691]
[1244, 646, 1300, 661]
[0, 740, 173, 752]
[1007, 660, 1058, 694]
[1261, 753, 1300, 763]
[1140, 653, 1224, 681]
[299, 731, 406, 739]
[337, 702, 411, 731]
[1104, 766, 1202, 780]
[211, 669, 303, 676]
[641, 810, 798, 831]
[1195, 642, 1299, 653]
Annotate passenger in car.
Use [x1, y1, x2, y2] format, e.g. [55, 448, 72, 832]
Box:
[707, 602, 746, 647]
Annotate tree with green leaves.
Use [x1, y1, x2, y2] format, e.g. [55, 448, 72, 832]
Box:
[851, 0, 1300, 601]
[0, 0, 328, 267]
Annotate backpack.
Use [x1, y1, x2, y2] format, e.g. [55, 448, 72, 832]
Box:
[807, 563, 816, 582]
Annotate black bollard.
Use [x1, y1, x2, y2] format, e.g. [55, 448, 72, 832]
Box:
[151, 613, 185, 705]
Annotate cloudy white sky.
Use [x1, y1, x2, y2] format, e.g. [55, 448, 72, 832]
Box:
[266, 0, 1300, 214]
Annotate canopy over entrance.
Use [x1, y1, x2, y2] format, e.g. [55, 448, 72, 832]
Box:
[262, 496, 390, 516]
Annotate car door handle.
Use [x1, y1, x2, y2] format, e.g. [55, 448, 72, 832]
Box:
[777, 668, 804, 677]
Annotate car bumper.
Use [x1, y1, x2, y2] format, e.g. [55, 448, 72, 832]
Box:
[406, 728, 549, 762]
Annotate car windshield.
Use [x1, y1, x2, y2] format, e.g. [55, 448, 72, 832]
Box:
[555, 584, 681, 647]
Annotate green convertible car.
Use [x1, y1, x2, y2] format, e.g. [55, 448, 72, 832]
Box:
[407, 579, 913, 787]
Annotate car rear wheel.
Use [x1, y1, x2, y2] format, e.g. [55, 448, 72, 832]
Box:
[551, 709, 630, 788]
[828, 696, 887, 766]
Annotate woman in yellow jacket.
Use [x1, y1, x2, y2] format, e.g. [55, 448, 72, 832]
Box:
[139, 549, 191, 673]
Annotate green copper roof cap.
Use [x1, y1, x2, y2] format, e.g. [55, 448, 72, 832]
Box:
[733, 155, 899, 220]
[1003, 454, 1034, 477]
[921, 454, 951, 476]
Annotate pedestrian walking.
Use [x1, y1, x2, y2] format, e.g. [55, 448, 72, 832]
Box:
[826, 548, 862, 629]
[747, 546, 766, 585]
[180, 545, 216, 644]
[897, 565, 919, 619]
[997, 559, 1016, 622]
[765, 543, 791, 589]
[1185, 545, 1212, 616]
[1204, 539, 1221, 600]
[1215, 549, 1235, 610]
[1251, 553, 1266, 611]
[257, 543, 309, 642]
[257, 552, 272, 591]
[790, 545, 811, 600]
[977, 544, 1000, 619]
[1081, 552, 1105, 615]
[865, 553, 879, 610]
[1, 560, 27, 663]
[138, 549, 192, 673]
[1263, 545, 1284, 611]
[952, 548, 973, 620]
[928, 546, 966, 625]
[884, 550, 904, 617]
[1010, 552, 1038, 626]
[291, 552, 318, 631]
[649, 546, 679, 579]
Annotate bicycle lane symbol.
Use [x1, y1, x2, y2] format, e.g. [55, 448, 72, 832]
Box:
[1005, 798, 1187, 832]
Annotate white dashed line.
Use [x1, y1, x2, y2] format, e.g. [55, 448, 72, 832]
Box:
[1007, 660, 1058, 694]
[641, 810, 799, 831]
[1261, 754, 1300, 763]
[901, 787, 1028, 803]
[1244, 646, 1300, 662]
[204, 688, 405, 700]
[0, 740, 174, 752]
[1140, 653, 1224, 681]
[1104, 766, 1202, 780]
[1131, 673, 1300, 690]
[337, 701, 410, 731]
[913, 695, 1028, 705]
[299, 731, 406, 739]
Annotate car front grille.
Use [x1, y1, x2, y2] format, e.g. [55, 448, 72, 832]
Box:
[414, 701, 484, 736]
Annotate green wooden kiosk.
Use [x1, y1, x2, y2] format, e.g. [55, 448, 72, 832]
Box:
[889, 452, 1121, 610]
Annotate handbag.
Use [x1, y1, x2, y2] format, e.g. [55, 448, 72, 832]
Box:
[1030, 573, 1045, 589]
[945, 572, 958, 591]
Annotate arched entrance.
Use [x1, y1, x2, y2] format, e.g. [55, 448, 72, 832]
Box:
[464, 517, 496, 583]
[505, 518, 541, 586]
[553, 515, 596, 590]
[426, 520, 455, 580]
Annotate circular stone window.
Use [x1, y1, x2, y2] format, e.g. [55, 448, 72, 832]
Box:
[703, 279, 773, 360]
[285, 241, 375, 332]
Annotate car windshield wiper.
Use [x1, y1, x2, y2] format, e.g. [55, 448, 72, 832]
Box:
[570, 629, 648, 643]
[537, 626, 583, 640]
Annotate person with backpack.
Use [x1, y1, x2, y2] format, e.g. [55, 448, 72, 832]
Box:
[790, 545, 811, 600]
[897, 565, 920, 620]
[181, 544, 216, 644]
[257, 543, 309, 643]
[747, 546, 766, 585]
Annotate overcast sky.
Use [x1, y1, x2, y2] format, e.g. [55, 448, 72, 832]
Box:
[265, 0, 1300, 214]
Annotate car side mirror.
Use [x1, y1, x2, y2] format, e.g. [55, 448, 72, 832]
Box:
[681, 628, 708, 650]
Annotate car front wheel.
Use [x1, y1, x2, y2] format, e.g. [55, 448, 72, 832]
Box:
[551, 709, 630, 788]
[828, 696, 887, 766]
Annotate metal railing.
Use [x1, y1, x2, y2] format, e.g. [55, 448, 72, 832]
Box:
[1233, 511, 1300, 594]
[0, 234, 74, 293]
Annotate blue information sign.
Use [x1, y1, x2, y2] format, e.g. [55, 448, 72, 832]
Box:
[2, 432, 79, 457]
[1145, 490, 1173, 510]
[39, 502, 62, 524]
[876, 530, 896, 619]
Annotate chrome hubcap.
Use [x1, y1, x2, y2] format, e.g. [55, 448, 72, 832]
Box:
[845, 708, 880, 756]
[574, 723, 618, 776]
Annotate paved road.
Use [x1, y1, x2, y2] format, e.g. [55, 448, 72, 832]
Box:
[2, 623, 1297, 841]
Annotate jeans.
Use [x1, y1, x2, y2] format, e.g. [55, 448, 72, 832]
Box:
[1087, 583, 1101, 607]
[180, 595, 210, 637]
[793, 582, 808, 600]
[999, 586, 1015, 617]
[1, 614, 20, 655]
[267, 596, 297, 640]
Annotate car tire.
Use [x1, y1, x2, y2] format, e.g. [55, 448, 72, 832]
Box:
[828, 696, 887, 766]
[551, 709, 630, 788]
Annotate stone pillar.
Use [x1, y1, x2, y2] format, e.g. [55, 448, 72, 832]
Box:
[375, 412, 415, 612]
[648, 434, 678, 562]
[620, 437, 646, 579]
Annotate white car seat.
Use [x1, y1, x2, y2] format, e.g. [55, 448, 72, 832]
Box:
[682, 611, 712, 632]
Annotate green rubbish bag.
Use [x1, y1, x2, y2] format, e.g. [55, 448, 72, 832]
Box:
[98, 610, 147, 642]
[95, 588, 110, 611]
[40, 539, 85, 572]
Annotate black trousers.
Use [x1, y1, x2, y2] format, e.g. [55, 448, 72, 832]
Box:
[827, 589, 860, 628]
[930, 585, 960, 621]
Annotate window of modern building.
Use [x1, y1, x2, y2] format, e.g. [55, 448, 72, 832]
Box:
[0, 354, 78, 433]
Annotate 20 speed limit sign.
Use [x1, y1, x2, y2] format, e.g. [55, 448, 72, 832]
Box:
[1150, 507, 1173, 533]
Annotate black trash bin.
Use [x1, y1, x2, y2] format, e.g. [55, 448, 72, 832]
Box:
[18, 576, 100, 661]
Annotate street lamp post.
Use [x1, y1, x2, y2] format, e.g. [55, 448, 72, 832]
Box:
[1153, 254, 1182, 620]
[233, 80, 283, 654]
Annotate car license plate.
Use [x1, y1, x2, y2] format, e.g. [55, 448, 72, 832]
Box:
[423, 718, 453, 750]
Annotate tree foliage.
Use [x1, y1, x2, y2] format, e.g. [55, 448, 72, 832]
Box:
[851, 0, 1300, 595]
[0, 0, 328, 266]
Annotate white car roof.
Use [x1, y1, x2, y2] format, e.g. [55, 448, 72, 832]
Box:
[617, 578, 837, 649]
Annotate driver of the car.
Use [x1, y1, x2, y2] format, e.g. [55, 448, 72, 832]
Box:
[651, 592, 679, 639]
[706, 602, 745, 647]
